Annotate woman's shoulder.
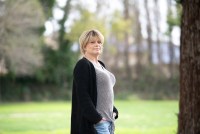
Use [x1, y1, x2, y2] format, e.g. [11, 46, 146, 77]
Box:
[76, 57, 90, 66]
[74, 57, 92, 70]
[73, 57, 94, 75]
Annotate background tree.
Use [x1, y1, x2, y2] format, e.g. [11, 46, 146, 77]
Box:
[166, 0, 181, 78]
[0, 0, 45, 101]
[144, 0, 153, 65]
[67, 9, 106, 42]
[39, 0, 74, 89]
[167, 0, 176, 78]
[178, 0, 200, 133]
[132, 0, 143, 79]
[0, 0, 45, 76]
[39, 0, 55, 19]
[0, 0, 181, 101]
[123, 0, 132, 80]
[154, 0, 162, 65]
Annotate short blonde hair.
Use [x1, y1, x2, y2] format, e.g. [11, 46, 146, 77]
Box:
[79, 29, 104, 54]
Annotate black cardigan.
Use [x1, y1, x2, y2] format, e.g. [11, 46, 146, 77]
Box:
[70, 57, 118, 134]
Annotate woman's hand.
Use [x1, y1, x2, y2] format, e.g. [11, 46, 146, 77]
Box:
[98, 117, 107, 123]
[113, 112, 117, 119]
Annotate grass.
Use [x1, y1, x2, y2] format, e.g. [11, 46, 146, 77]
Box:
[0, 100, 178, 134]
[115, 100, 178, 134]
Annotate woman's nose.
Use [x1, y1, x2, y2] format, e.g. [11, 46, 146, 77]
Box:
[95, 42, 100, 46]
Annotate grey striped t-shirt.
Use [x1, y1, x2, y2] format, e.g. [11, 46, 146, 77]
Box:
[93, 63, 116, 122]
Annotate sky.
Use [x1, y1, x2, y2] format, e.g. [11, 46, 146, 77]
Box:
[44, 0, 180, 46]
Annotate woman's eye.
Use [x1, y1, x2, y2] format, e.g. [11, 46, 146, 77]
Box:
[89, 41, 101, 44]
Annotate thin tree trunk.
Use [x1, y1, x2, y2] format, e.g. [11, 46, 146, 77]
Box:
[58, 0, 72, 43]
[167, 0, 175, 78]
[154, 0, 162, 64]
[133, 0, 142, 78]
[58, 0, 72, 87]
[144, 0, 153, 65]
[123, 0, 132, 79]
[169, 35, 174, 77]
[178, 0, 200, 133]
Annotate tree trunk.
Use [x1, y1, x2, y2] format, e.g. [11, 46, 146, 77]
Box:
[133, 0, 142, 78]
[58, 0, 72, 87]
[178, 0, 200, 133]
[144, 0, 153, 65]
[169, 35, 175, 78]
[154, 0, 162, 64]
[123, 0, 132, 79]
[167, 0, 175, 78]
[58, 0, 72, 43]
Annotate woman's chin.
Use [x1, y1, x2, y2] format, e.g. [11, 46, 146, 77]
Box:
[94, 51, 101, 55]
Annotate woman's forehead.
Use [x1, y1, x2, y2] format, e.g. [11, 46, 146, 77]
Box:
[89, 36, 101, 41]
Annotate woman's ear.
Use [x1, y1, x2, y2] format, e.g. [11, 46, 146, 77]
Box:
[83, 46, 87, 51]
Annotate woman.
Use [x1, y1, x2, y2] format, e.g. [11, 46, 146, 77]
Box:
[71, 29, 118, 134]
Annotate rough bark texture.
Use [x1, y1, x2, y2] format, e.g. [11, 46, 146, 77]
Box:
[178, 0, 200, 134]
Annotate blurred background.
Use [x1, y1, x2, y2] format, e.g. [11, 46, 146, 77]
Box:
[0, 0, 181, 101]
[0, 0, 181, 133]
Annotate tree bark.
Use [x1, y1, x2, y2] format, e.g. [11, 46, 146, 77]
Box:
[178, 0, 200, 134]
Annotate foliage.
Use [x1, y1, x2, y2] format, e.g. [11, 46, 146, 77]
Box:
[111, 11, 133, 41]
[39, 0, 55, 18]
[0, 75, 72, 102]
[0, 0, 45, 76]
[167, 2, 182, 33]
[38, 40, 75, 87]
[0, 0, 182, 102]
[67, 9, 106, 42]
[115, 65, 179, 100]
[37, 0, 75, 89]
[0, 0, 75, 102]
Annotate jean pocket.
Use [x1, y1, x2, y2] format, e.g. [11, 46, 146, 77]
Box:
[94, 121, 111, 134]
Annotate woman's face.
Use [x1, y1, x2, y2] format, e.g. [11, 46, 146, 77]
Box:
[84, 37, 103, 56]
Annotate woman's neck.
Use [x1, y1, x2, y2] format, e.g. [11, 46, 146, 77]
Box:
[84, 53, 99, 64]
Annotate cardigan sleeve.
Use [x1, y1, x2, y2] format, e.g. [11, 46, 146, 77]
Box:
[73, 60, 102, 124]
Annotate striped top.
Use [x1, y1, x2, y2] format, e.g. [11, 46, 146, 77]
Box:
[93, 62, 116, 121]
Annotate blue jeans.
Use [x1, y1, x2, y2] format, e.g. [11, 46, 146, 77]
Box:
[94, 121, 115, 134]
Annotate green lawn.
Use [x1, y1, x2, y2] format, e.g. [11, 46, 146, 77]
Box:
[0, 100, 178, 134]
